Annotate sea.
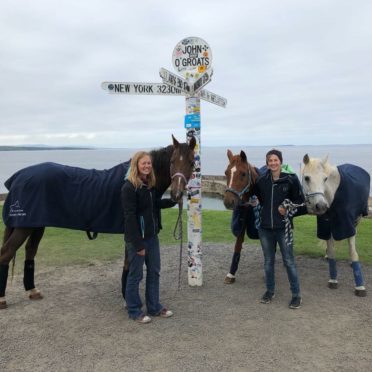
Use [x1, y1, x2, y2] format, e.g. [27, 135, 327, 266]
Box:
[1, 144, 371, 210]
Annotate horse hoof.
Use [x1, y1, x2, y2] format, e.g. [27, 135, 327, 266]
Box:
[327, 282, 338, 289]
[224, 276, 235, 284]
[0, 301, 7, 310]
[355, 289, 367, 297]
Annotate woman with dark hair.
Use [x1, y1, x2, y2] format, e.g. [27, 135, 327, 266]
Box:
[253, 149, 307, 309]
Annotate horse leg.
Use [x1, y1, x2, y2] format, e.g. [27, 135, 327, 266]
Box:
[121, 246, 129, 302]
[0, 227, 33, 309]
[224, 233, 244, 284]
[348, 236, 366, 297]
[24, 227, 45, 300]
[326, 237, 338, 289]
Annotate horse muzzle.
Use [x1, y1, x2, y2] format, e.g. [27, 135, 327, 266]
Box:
[306, 200, 329, 215]
[170, 190, 183, 202]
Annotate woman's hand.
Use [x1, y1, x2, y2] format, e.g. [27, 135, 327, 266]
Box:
[278, 206, 286, 216]
[137, 249, 145, 256]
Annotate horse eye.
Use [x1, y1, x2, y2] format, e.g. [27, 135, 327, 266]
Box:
[241, 172, 246, 177]
[224, 170, 228, 176]
[304, 176, 310, 182]
[324, 177, 328, 182]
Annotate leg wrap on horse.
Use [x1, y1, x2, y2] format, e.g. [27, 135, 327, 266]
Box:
[121, 268, 129, 300]
[351, 261, 364, 287]
[23, 260, 35, 291]
[0, 264, 9, 297]
[328, 258, 337, 280]
[230, 252, 241, 276]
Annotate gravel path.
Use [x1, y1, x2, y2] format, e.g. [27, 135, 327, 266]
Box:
[1, 243, 372, 372]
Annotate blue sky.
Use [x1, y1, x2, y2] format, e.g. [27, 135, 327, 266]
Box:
[0, 0, 371, 148]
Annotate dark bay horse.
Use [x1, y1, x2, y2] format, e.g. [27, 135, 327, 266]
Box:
[0, 135, 196, 309]
[302, 154, 370, 296]
[223, 150, 259, 284]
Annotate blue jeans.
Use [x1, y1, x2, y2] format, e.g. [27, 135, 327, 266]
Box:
[259, 228, 300, 297]
[125, 236, 163, 319]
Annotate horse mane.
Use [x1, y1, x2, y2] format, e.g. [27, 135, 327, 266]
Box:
[150, 145, 173, 195]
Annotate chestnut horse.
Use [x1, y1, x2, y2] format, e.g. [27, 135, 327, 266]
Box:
[302, 154, 370, 297]
[0, 135, 196, 309]
[223, 150, 259, 284]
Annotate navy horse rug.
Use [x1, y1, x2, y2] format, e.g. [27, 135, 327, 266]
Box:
[3, 161, 130, 234]
[317, 164, 370, 241]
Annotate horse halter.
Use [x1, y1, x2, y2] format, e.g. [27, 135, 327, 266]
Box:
[171, 172, 189, 188]
[225, 169, 252, 199]
[304, 191, 326, 202]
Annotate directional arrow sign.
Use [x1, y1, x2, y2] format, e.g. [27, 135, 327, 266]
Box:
[199, 89, 227, 108]
[192, 69, 213, 94]
[101, 82, 183, 95]
[159, 68, 192, 95]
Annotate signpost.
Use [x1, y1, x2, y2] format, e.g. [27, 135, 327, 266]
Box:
[102, 36, 227, 287]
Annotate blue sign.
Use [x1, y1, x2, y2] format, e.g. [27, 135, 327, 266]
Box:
[184, 114, 200, 128]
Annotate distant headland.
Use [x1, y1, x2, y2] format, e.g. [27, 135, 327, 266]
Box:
[0, 145, 94, 151]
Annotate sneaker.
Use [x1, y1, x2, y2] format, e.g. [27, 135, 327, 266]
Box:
[260, 291, 275, 304]
[289, 296, 302, 309]
[157, 308, 173, 318]
[134, 314, 152, 324]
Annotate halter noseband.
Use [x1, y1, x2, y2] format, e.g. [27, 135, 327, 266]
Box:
[171, 172, 188, 186]
[225, 169, 252, 199]
[304, 191, 326, 202]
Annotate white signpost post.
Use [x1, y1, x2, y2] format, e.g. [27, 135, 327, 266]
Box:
[102, 36, 227, 286]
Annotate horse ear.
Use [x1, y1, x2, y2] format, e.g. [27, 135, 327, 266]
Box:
[322, 154, 329, 165]
[303, 154, 310, 164]
[188, 135, 196, 150]
[240, 150, 247, 162]
[227, 149, 233, 161]
[172, 134, 180, 148]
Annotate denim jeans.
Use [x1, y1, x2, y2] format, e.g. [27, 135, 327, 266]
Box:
[125, 236, 163, 319]
[259, 228, 300, 297]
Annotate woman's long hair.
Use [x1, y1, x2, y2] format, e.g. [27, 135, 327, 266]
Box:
[127, 151, 156, 189]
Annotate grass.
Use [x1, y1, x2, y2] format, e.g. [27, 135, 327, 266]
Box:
[1, 205, 371, 273]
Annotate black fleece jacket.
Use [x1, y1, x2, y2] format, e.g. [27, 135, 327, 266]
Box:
[121, 181, 176, 251]
[253, 170, 307, 230]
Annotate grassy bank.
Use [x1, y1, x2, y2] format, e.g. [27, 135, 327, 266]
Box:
[0, 206, 371, 272]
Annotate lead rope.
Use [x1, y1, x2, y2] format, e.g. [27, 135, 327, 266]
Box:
[173, 199, 183, 291]
[281, 199, 305, 246]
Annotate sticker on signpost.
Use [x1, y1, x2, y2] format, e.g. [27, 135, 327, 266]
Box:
[184, 114, 200, 128]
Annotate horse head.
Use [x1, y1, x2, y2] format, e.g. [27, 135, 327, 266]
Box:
[169, 134, 196, 202]
[302, 154, 340, 215]
[223, 149, 257, 210]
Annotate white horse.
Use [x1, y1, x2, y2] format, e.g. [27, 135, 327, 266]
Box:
[302, 154, 370, 297]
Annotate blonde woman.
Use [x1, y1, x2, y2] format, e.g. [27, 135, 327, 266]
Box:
[121, 151, 176, 324]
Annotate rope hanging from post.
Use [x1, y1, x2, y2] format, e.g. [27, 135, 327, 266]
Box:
[173, 200, 184, 291]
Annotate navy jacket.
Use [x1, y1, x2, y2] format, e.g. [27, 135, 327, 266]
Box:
[253, 170, 306, 230]
[121, 181, 176, 251]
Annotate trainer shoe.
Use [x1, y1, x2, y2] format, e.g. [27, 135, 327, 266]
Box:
[134, 314, 152, 324]
[260, 291, 275, 304]
[157, 308, 173, 318]
[289, 296, 302, 309]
